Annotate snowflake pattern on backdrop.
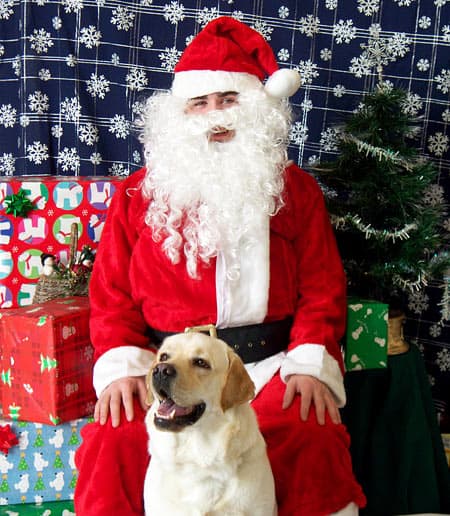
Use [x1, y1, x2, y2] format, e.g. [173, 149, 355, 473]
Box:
[0, 1, 447, 178]
[0, 0, 449, 422]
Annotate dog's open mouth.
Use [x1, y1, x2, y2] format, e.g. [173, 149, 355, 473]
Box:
[154, 394, 206, 432]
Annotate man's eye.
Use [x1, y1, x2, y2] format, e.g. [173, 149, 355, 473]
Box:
[192, 358, 211, 369]
[223, 96, 237, 105]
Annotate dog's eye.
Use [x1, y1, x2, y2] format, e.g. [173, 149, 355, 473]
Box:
[192, 358, 211, 369]
[159, 352, 169, 362]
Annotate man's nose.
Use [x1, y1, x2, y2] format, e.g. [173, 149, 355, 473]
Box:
[206, 98, 224, 112]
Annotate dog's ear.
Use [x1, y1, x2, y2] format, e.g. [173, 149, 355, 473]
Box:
[220, 347, 255, 412]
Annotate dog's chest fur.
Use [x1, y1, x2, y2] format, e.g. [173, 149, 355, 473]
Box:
[145, 404, 273, 515]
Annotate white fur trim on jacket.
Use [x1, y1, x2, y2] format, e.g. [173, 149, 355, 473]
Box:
[280, 344, 346, 407]
[245, 352, 285, 397]
[93, 346, 156, 397]
[216, 216, 269, 329]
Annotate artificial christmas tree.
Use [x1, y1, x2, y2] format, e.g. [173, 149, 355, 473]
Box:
[315, 82, 450, 515]
[315, 83, 449, 318]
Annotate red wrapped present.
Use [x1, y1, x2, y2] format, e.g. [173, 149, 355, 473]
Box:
[0, 297, 95, 424]
[0, 176, 123, 308]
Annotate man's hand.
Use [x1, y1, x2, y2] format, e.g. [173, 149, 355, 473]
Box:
[94, 376, 148, 428]
[282, 374, 341, 425]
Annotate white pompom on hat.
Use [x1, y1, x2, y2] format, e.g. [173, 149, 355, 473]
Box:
[172, 16, 301, 99]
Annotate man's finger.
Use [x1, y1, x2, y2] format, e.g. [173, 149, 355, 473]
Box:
[326, 396, 342, 424]
[282, 381, 296, 409]
[313, 391, 326, 425]
[94, 399, 101, 423]
[300, 389, 312, 421]
[98, 396, 111, 426]
[137, 380, 150, 410]
[122, 388, 135, 422]
[109, 391, 122, 428]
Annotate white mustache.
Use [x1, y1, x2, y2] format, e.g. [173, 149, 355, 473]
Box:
[184, 108, 238, 136]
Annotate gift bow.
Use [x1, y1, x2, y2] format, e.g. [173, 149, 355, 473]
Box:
[0, 424, 19, 455]
[4, 189, 34, 218]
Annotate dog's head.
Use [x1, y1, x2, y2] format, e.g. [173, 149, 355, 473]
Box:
[146, 332, 255, 432]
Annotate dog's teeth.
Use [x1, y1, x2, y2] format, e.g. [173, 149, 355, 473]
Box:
[169, 409, 176, 419]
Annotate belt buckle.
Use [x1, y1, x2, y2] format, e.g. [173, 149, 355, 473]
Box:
[184, 324, 218, 338]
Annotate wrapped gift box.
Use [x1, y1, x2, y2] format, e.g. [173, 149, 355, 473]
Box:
[443, 433, 450, 467]
[0, 418, 90, 505]
[0, 501, 74, 515]
[345, 299, 389, 371]
[0, 297, 95, 424]
[0, 176, 123, 308]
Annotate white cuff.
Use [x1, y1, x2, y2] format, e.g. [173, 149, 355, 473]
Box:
[93, 346, 156, 397]
[280, 344, 346, 407]
[245, 352, 284, 397]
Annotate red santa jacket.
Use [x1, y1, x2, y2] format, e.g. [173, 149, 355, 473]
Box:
[89, 164, 348, 403]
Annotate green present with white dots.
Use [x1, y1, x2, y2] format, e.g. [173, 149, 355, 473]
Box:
[345, 299, 389, 371]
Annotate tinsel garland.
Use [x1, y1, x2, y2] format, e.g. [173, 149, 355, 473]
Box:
[331, 213, 418, 242]
[392, 270, 428, 292]
[339, 134, 413, 171]
[437, 269, 450, 325]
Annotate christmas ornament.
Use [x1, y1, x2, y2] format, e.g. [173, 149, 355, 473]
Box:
[4, 189, 34, 217]
[0, 424, 19, 455]
[33, 223, 94, 304]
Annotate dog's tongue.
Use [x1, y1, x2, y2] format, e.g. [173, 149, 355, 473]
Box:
[157, 398, 193, 418]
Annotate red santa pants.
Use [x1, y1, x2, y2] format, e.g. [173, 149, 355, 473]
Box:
[75, 374, 365, 515]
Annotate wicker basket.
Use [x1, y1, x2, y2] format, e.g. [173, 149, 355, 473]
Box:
[33, 223, 91, 304]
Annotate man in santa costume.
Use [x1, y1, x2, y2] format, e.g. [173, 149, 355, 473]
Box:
[75, 16, 366, 516]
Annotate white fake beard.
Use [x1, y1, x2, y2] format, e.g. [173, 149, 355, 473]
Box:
[138, 89, 292, 279]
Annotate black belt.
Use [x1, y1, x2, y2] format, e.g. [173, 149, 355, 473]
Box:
[149, 317, 293, 364]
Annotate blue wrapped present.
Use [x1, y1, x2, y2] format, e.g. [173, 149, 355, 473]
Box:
[0, 417, 91, 505]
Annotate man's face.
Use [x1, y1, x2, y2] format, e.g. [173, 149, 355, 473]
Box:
[185, 91, 238, 143]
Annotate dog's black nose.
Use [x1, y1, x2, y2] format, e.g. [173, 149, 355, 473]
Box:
[153, 363, 176, 378]
[152, 363, 177, 396]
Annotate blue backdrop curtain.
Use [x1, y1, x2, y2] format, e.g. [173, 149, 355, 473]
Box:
[0, 0, 449, 429]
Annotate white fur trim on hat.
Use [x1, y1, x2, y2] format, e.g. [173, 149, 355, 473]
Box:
[172, 70, 264, 98]
[265, 68, 302, 98]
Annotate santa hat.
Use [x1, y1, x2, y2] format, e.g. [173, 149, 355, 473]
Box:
[172, 16, 301, 99]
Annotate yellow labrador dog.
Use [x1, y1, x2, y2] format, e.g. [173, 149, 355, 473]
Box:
[143, 331, 277, 516]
